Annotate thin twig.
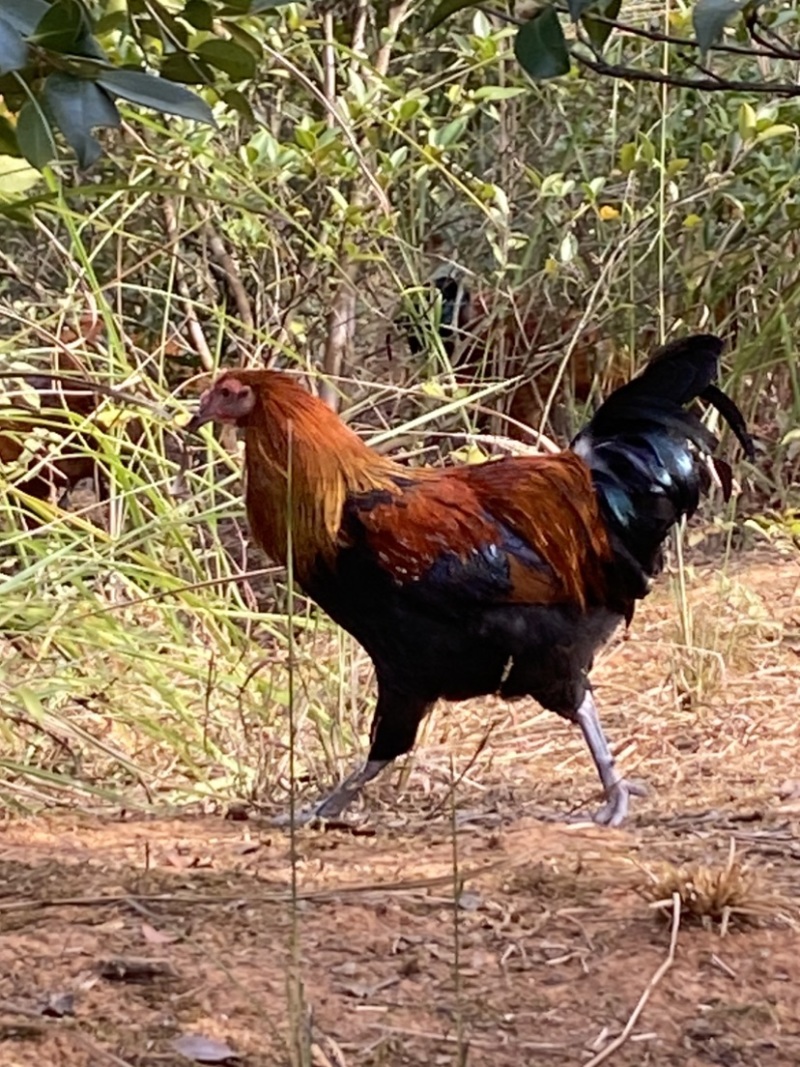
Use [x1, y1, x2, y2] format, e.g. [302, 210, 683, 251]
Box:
[0, 999, 50, 1020]
[425, 725, 496, 818]
[259, 44, 391, 218]
[321, 10, 336, 131]
[0, 862, 507, 914]
[161, 199, 213, 372]
[563, 4, 794, 59]
[746, 11, 800, 61]
[576, 51, 800, 96]
[317, 0, 412, 410]
[0, 372, 165, 415]
[351, 0, 368, 56]
[69, 1029, 138, 1067]
[200, 213, 255, 341]
[583, 893, 681, 1067]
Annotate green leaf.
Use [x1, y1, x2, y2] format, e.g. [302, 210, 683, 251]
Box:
[472, 86, 526, 101]
[197, 39, 257, 81]
[43, 72, 119, 169]
[0, 153, 41, 197]
[95, 10, 127, 34]
[183, 0, 213, 29]
[0, 112, 19, 155]
[160, 52, 214, 84]
[618, 142, 636, 172]
[225, 22, 264, 57]
[250, 0, 297, 10]
[97, 69, 216, 126]
[582, 0, 621, 49]
[0, 16, 25, 75]
[222, 88, 255, 122]
[0, 0, 48, 36]
[137, 2, 188, 47]
[667, 156, 689, 175]
[692, 0, 742, 53]
[738, 101, 756, 141]
[638, 132, 655, 162]
[223, 0, 293, 11]
[15, 99, 56, 170]
[294, 126, 315, 150]
[30, 0, 88, 52]
[426, 0, 480, 31]
[514, 8, 570, 81]
[432, 116, 467, 147]
[754, 123, 796, 143]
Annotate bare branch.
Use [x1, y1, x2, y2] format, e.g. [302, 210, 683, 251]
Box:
[575, 49, 800, 95]
[745, 9, 800, 60]
[319, 0, 412, 411]
[199, 213, 255, 345]
[557, 5, 793, 59]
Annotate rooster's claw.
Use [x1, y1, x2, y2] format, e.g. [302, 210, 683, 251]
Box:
[593, 778, 648, 827]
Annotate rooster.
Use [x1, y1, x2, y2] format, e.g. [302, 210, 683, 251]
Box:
[1, 353, 148, 522]
[188, 334, 753, 826]
[396, 274, 629, 440]
[0, 351, 104, 511]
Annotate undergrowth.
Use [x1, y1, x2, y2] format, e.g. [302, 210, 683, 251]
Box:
[0, 3, 797, 818]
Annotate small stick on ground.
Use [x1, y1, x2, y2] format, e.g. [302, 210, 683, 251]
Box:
[583, 892, 681, 1067]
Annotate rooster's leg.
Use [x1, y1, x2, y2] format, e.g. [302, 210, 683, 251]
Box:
[575, 692, 645, 827]
[272, 759, 390, 826]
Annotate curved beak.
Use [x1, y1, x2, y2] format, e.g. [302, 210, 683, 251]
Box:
[185, 392, 212, 435]
[186, 410, 211, 434]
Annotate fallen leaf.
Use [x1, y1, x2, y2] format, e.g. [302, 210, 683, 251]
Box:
[141, 922, 179, 946]
[457, 891, 482, 911]
[39, 991, 75, 1018]
[311, 1035, 347, 1067]
[98, 956, 179, 982]
[329, 960, 357, 976]
[171, 1033, 241, 1062]
[339, 975, 401, 999]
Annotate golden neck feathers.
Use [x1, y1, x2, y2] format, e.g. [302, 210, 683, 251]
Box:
[240, 372, 401, 578]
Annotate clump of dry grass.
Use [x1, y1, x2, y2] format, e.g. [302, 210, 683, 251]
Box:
[638, 840, 797, 933]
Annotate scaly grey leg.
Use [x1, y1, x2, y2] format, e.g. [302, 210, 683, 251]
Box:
[272, 759, 391, 827]
[575, 692, 646, 827]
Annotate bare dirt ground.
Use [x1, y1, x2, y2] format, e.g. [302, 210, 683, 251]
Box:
[2, 550, 800, 1067]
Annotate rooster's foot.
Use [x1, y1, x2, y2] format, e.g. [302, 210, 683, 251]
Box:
[270, 805, 329, 829]
[593, 778, 648, 827]
[270, 758, 390, 828]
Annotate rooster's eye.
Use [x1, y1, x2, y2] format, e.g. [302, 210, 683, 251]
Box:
[220, 386, 231, 400]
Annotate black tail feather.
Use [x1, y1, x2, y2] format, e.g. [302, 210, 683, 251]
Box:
[571, 333, 753, 600]
[699, 383, 755, 460]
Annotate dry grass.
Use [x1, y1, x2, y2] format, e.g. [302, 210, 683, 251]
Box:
[639, 838, 799, 932]
[0, 551, 799, 1065]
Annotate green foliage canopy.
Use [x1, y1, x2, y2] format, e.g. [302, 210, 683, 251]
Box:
[429, 0, 800, 98]
[0, 0, 295, 169]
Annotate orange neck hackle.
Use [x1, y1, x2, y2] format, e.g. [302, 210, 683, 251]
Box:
[234, 370, 403, 578]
